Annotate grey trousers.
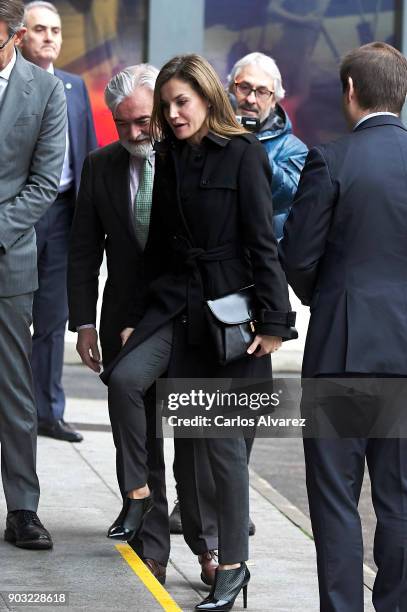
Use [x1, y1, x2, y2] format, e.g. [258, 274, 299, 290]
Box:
[0, 293, 40, 511]
[108, 322, 249, 564]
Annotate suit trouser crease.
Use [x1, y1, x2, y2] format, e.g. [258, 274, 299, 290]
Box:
[108, 321, 249, 564]
[0, 293, 40, 511]
[124, 387, 170, 565]
[304, 437, 407, 612]
[173, 438, 219, 554]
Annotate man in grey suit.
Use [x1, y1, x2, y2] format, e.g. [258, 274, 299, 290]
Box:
[0, 0, 66, 550]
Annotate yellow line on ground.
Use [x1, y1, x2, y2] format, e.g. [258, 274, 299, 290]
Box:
[116, 543, 183, 612]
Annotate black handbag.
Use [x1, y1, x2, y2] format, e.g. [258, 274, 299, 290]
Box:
[206, 286, 256, 365]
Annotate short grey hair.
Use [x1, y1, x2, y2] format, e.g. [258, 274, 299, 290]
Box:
[105, 64, 159, 114]
[24, 1, 59, 21]
[228, 52, 286, 103]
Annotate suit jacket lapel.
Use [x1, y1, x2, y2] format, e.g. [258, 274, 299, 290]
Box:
[104, 144, 140, 247]
[0, 51, 33, 143]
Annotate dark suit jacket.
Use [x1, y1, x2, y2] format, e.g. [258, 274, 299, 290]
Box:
[279, 115, 407, 377]
[54, 69, 97, 193]
[67, 142, 143, 365]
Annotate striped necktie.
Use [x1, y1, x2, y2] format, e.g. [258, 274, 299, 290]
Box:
[134, 157, 153, 249]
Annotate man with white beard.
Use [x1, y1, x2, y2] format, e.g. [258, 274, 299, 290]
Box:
[67, 65, 169, 584]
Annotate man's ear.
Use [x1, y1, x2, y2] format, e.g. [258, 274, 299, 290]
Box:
[346, 76, 355, 105]
[14, 28, 27, 48]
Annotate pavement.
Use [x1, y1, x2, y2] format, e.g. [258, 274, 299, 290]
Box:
[0, 387, 376, 612]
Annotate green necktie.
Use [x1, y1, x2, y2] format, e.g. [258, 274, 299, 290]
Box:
[134, 157, 153, 249]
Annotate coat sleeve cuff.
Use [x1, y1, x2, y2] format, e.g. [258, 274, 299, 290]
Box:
[255, 310, 298, 340]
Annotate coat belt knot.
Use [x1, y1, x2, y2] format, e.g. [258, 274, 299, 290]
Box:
[174, 242, 243, 345]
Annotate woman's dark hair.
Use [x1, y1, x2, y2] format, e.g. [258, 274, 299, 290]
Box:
[150, 53, 246, 142]
[340, 42, 407, 114]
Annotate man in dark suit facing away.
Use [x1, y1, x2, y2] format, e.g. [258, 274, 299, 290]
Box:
[19, 1, 97, 443]
[0, 0, 66, 549]
[280, 42, 407, 611]
[67, 65, 169, 585]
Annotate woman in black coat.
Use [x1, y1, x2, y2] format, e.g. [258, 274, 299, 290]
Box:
[102, 54, 296, 610]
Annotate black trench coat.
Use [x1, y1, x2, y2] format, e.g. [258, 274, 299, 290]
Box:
[100, 132, 296, 384]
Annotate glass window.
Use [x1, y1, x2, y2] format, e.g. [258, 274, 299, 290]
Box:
[54, 0, 147, 145]
[204, 0, 398, 145]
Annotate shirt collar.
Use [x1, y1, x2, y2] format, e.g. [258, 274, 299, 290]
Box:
[46, 63, 54, 75]
[130, 150, 155, 165]
[154, 130, 230, 153]
[0, 48, 17, 81]
[353, 112, 399, 130]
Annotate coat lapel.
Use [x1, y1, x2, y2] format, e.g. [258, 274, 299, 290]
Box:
[0, 51, 33, 143]
[200, 142, 228, 186]
[104, 144, 140, 247]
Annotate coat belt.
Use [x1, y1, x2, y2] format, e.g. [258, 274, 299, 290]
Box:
[173, 241, 243, 345]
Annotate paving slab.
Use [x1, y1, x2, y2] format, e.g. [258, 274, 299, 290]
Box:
[0, 397, 375, 611]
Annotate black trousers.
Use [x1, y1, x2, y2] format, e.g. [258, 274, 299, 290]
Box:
[108, 321, 249, 564]
[32, 189, 74, 424]
[172, 435, 254, 555]
[126, 388, 170, 566]
[105, 348, 170, 566]
[302, 376, 407, 611]
[303, 436, 407, 612]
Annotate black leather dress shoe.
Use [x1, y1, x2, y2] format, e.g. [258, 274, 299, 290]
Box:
[142, 558, 167, 584]
[38, 419, 83, 443]
[108, 496, 153, 541]
[4, 510, 53, 550]
[169, 499, 183, 534]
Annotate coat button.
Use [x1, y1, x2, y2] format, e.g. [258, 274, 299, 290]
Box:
[201, 179, 208, 185]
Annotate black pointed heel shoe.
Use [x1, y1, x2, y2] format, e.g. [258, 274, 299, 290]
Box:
[107, 496, 153, 541]
[195, 562, 250, 611]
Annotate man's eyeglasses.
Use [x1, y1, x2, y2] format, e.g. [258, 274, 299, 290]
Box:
[234, 81, 273, 101]
[0, 32, 16, 51]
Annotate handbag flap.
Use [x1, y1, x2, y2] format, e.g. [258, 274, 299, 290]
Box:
[206, 286, 255, 324]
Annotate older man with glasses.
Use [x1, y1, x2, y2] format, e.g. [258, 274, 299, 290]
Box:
[229, 51, 308, 240]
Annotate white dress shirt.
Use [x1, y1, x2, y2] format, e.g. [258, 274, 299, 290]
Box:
[47, 63, 74, 192]
[0, 48, 17, 107]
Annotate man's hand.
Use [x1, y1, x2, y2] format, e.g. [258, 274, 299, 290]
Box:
[247, 335, 282, 358]
[76, 328, 101, 372]
[120, 327, 135, 346]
